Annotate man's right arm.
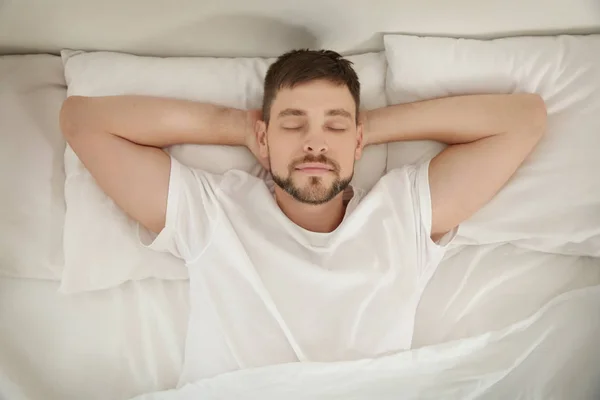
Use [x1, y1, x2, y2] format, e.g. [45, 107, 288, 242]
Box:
[60, 95, 250, 234]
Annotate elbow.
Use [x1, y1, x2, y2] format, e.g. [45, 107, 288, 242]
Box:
[521, 93, 547, 138]
[59, 96, 87, 139]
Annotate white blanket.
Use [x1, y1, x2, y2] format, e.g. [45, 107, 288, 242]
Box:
[0, 246, 597, 400]
[133, 285, 600, 400]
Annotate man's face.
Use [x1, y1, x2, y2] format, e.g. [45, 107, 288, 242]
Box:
[257, 79, 364, 205]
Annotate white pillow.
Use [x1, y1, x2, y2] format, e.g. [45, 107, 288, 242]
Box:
[61, 50, 388, 293]
[0, 55, 66, 280]
[384, 34, 600, 257]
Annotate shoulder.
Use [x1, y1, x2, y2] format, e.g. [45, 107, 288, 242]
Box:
[372, 161, 431, 198]
[384, 162, 427, 182]
[215, 168, 270, 199]
[174, 157, 264, 190]
[220, 168, 262, 185]
[169, 158, 268, 205]
[355, 161, 434, 229]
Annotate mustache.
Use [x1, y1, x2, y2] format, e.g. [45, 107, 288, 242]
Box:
[290, 154, 340, 172]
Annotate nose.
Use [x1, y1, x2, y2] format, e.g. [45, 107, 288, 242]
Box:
[303, 137, 328, 155]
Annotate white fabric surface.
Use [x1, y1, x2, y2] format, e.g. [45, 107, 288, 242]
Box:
[2, 0, 600, 57]
[59, 50, 388, 293]
[0, 277, 189, 400]
[132, 284, 600, 400]
[2, 35, 599, 400]
[141, 156, 456, 384]
[414, 243, 600, 346]
[2, 243, 596, 400]
[0, 54, 66, 280]
[384, 34, 600, 257]
[130, 244, 600, 399]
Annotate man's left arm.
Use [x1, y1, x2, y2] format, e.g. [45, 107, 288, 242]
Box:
[365, 94, 547, 241]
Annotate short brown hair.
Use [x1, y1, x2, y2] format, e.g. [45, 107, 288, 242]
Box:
[262, 49, 360, 124]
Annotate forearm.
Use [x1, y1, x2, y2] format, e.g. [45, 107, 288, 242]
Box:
[365, 93, 545, 146]
[60, 95, 248, 147]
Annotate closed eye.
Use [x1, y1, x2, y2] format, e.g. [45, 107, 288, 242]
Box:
[282, 126, 303, 131]
[327, 126, 347, 132]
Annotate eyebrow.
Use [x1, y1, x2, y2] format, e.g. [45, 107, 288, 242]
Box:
[277, 108, 306, 118]
[326, 108, 353, 120]
[277, 108, 353, 120]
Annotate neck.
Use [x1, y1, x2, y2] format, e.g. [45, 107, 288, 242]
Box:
[274, 187, 347, 233]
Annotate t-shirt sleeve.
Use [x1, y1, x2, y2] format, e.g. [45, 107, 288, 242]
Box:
[385, 159, 458, 280]
[138, 156, 223, 263]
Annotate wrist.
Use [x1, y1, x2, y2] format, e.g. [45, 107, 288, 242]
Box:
[362, 109, 381, 146]
[244, 109, 261, 146]
[362, 104, 416, 145]
[207, 105, 249, 146]
[360, 110, 370, 147]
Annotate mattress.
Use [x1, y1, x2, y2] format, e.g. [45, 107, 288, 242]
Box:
[1, 244, 598, 399]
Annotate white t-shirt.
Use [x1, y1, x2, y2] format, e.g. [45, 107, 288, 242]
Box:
[140, 156, 456, 386]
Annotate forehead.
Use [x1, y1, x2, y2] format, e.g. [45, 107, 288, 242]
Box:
[271, 80, 356, 117]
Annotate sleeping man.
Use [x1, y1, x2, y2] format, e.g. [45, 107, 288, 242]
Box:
[59, 49, 546, 382]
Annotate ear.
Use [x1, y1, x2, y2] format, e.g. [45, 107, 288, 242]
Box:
[256, 120, 269, 158]
[354, 117, 365, 161]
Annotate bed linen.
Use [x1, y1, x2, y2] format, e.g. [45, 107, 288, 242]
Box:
[1, 244, 598, 400]
[2, 0, 599, 57]
[0, 54, 66, 280]
[1, 32, 599, 400]
[384, 34, 600, 257]
[0, 277, 189, 400]
[134, 284, 600, 400]
[132, 246, 600, 399]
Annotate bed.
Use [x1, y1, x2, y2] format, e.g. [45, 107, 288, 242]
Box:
[1, 1, 600, 399]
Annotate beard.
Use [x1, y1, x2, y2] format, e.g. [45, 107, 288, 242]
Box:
[270, 154, 353, 205]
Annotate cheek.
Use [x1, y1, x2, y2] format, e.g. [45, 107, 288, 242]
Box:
[267, 137, 299, 169]
[339, 155, 357, 176]
[335, 138, 360, 166]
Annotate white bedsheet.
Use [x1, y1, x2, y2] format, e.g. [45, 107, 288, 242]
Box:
[0, 278, 189, 400]
[1, 244, 598, 399]
[134, 285, 600, 400]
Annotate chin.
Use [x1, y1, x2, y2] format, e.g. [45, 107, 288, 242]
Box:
[296, 175, 330, 187]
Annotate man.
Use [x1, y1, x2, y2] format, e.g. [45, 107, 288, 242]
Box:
[60, 49, 546, 380]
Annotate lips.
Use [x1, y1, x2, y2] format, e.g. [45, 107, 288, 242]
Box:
[294, 162, 334, 171]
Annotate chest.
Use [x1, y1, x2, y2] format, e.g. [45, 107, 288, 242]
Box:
[225, 192, 419, 268]
[205, 203, 421, 335]
[183, 199, 428, 382]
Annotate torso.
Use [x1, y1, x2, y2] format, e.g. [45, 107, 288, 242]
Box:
[179, 170, 432, 384]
